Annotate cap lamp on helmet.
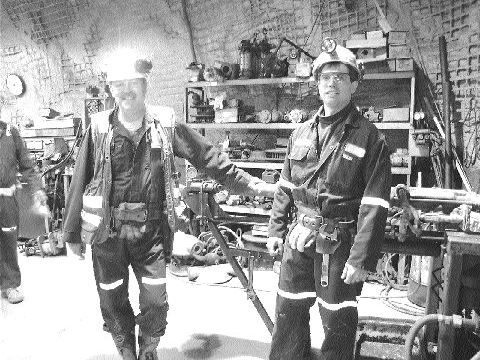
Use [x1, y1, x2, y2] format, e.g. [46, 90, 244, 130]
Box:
[312, 38, 361, 81]
[105, 48, 152, 82]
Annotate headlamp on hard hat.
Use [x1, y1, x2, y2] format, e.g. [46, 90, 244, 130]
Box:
[105, 48, 152, 83]
[312, 38, 361, 82]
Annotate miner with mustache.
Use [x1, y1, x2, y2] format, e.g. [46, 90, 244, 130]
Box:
[63, 49, 274, 360]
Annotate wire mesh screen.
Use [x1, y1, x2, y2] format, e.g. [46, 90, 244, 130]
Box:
[2, 0, 90, 45]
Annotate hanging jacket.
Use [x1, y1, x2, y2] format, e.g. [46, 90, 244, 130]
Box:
[268, 103, 392, 271]
[63, 105, 254, 245]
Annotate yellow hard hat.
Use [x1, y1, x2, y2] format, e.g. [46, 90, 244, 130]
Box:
[312, 38, 361, 80]
[105, 48, 152, 82]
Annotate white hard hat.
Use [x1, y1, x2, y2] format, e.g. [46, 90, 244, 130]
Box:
[105, 48, 152, 82]
[312, 39, 361, 80]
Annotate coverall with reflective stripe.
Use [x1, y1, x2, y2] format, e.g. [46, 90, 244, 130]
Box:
[63, 106, 255, 344]
[268, 103, 391, 359]
[0, 122, 42, 291]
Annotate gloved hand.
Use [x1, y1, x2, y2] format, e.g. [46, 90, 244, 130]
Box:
[266, 236, 284, 257]
[287, 223, 314, 252]
[32, 189, 50, 217]
[67, 242, 85, 260]
[247, 177, 278, 197]
[341, 262, 369, 284]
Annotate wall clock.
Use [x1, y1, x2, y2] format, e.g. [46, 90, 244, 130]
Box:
[6, 74, 25, 96]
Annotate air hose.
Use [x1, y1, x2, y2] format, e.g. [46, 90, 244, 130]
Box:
[405, 314, 480, 360]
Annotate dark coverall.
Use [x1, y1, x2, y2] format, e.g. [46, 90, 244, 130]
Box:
[63, 105, 254, 348]
[0, 121, 42, 291]
[268, 103, 391, 360]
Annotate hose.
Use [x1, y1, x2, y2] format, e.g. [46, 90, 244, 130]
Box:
[405, 314, 480, 360]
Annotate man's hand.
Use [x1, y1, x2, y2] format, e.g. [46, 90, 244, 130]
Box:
[288, 223, 314, 252]
[247, 177, 278, 197]
[67, 243, 85, 260]
[341, 263, 369, 284]
[266, 237, 284, 257]
[32, 190, 50, 217]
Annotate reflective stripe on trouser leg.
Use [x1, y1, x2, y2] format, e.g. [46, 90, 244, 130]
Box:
[314, 231, 363, 360]
[269, 245, 317, 360]
[130, 226, 169, 338]
[92, 236, 136, 337]
[0, 196, 20, 290]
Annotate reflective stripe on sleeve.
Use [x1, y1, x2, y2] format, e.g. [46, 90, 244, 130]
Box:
[81, 210, 102, 227]
[142, 277, 167, 285]
[99, 279, 124, 290]
[361, 196, 389, 209]
[1, 226, 17, 232]
[83, 195, 103, 209]
[317, 297, 358, 311]
[277, 288, 316, 300]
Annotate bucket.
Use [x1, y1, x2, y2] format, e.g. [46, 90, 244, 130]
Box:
[407, 255, 430, 307]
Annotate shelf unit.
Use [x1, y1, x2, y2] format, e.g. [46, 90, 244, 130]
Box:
[185, 71, 418, 214]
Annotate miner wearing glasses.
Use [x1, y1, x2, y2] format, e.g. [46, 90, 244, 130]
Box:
[266, 40, 392, 359]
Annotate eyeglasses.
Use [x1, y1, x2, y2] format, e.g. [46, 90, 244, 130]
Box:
[317, 72, 350, 83]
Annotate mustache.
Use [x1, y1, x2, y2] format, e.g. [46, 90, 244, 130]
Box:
[117, 92, 136, 100]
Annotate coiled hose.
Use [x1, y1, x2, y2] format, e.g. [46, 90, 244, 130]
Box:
[405, 314, 480, 360]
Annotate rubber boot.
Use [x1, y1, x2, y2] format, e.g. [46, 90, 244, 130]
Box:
[138, 332, 161, 360]
[112, 332, 137, 360]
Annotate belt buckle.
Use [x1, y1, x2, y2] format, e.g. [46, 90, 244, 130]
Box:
[138, 210, 148, 222]
[314, 215, 324, 228]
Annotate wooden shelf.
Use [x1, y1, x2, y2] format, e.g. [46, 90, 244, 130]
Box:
[220, 204, 271, 216]
[392, 167, 411, 174]
[185, 71, 414, 88]
[188, 122, 299, 130]
[232, 161, 283, 170]
[189, 122, 410, 130]
[374, 122, 411, 130]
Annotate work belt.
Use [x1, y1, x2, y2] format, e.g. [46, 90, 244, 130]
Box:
[112, 203, 162, 223]
[295, 202, 356, 288]
[0, 185, 16, 197]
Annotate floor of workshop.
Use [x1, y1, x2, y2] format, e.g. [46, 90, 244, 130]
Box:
[0, 246, 421, 360]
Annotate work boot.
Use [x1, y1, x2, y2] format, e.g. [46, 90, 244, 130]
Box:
[112, 332, 136, 360]
[138, 333, 161, 360]
[1, 288, 24, 304]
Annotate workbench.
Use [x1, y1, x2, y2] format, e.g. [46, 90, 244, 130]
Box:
[436, 231, 480, 360]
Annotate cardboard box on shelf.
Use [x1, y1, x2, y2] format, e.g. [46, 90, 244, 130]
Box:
[383, 107, 410, 122]
[395, 57, 415, 71]
[346, 37, 387, 49]
[389, 31, 408, 44]
[389, 44, 411, 58]
[214, 107, 239, 123]
[366, 30, 384, 39]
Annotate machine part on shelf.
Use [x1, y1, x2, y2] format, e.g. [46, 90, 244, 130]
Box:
[395, 185, 422, 241]
[263, 37, 316, 78]
[405, 314, 480, 360]
[284, 108, 308, 123]
[262, 170, 280, 184]
[411, 129, 431, 145]
[239, 39, 253, 79]
[362, 106, 382, 122]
